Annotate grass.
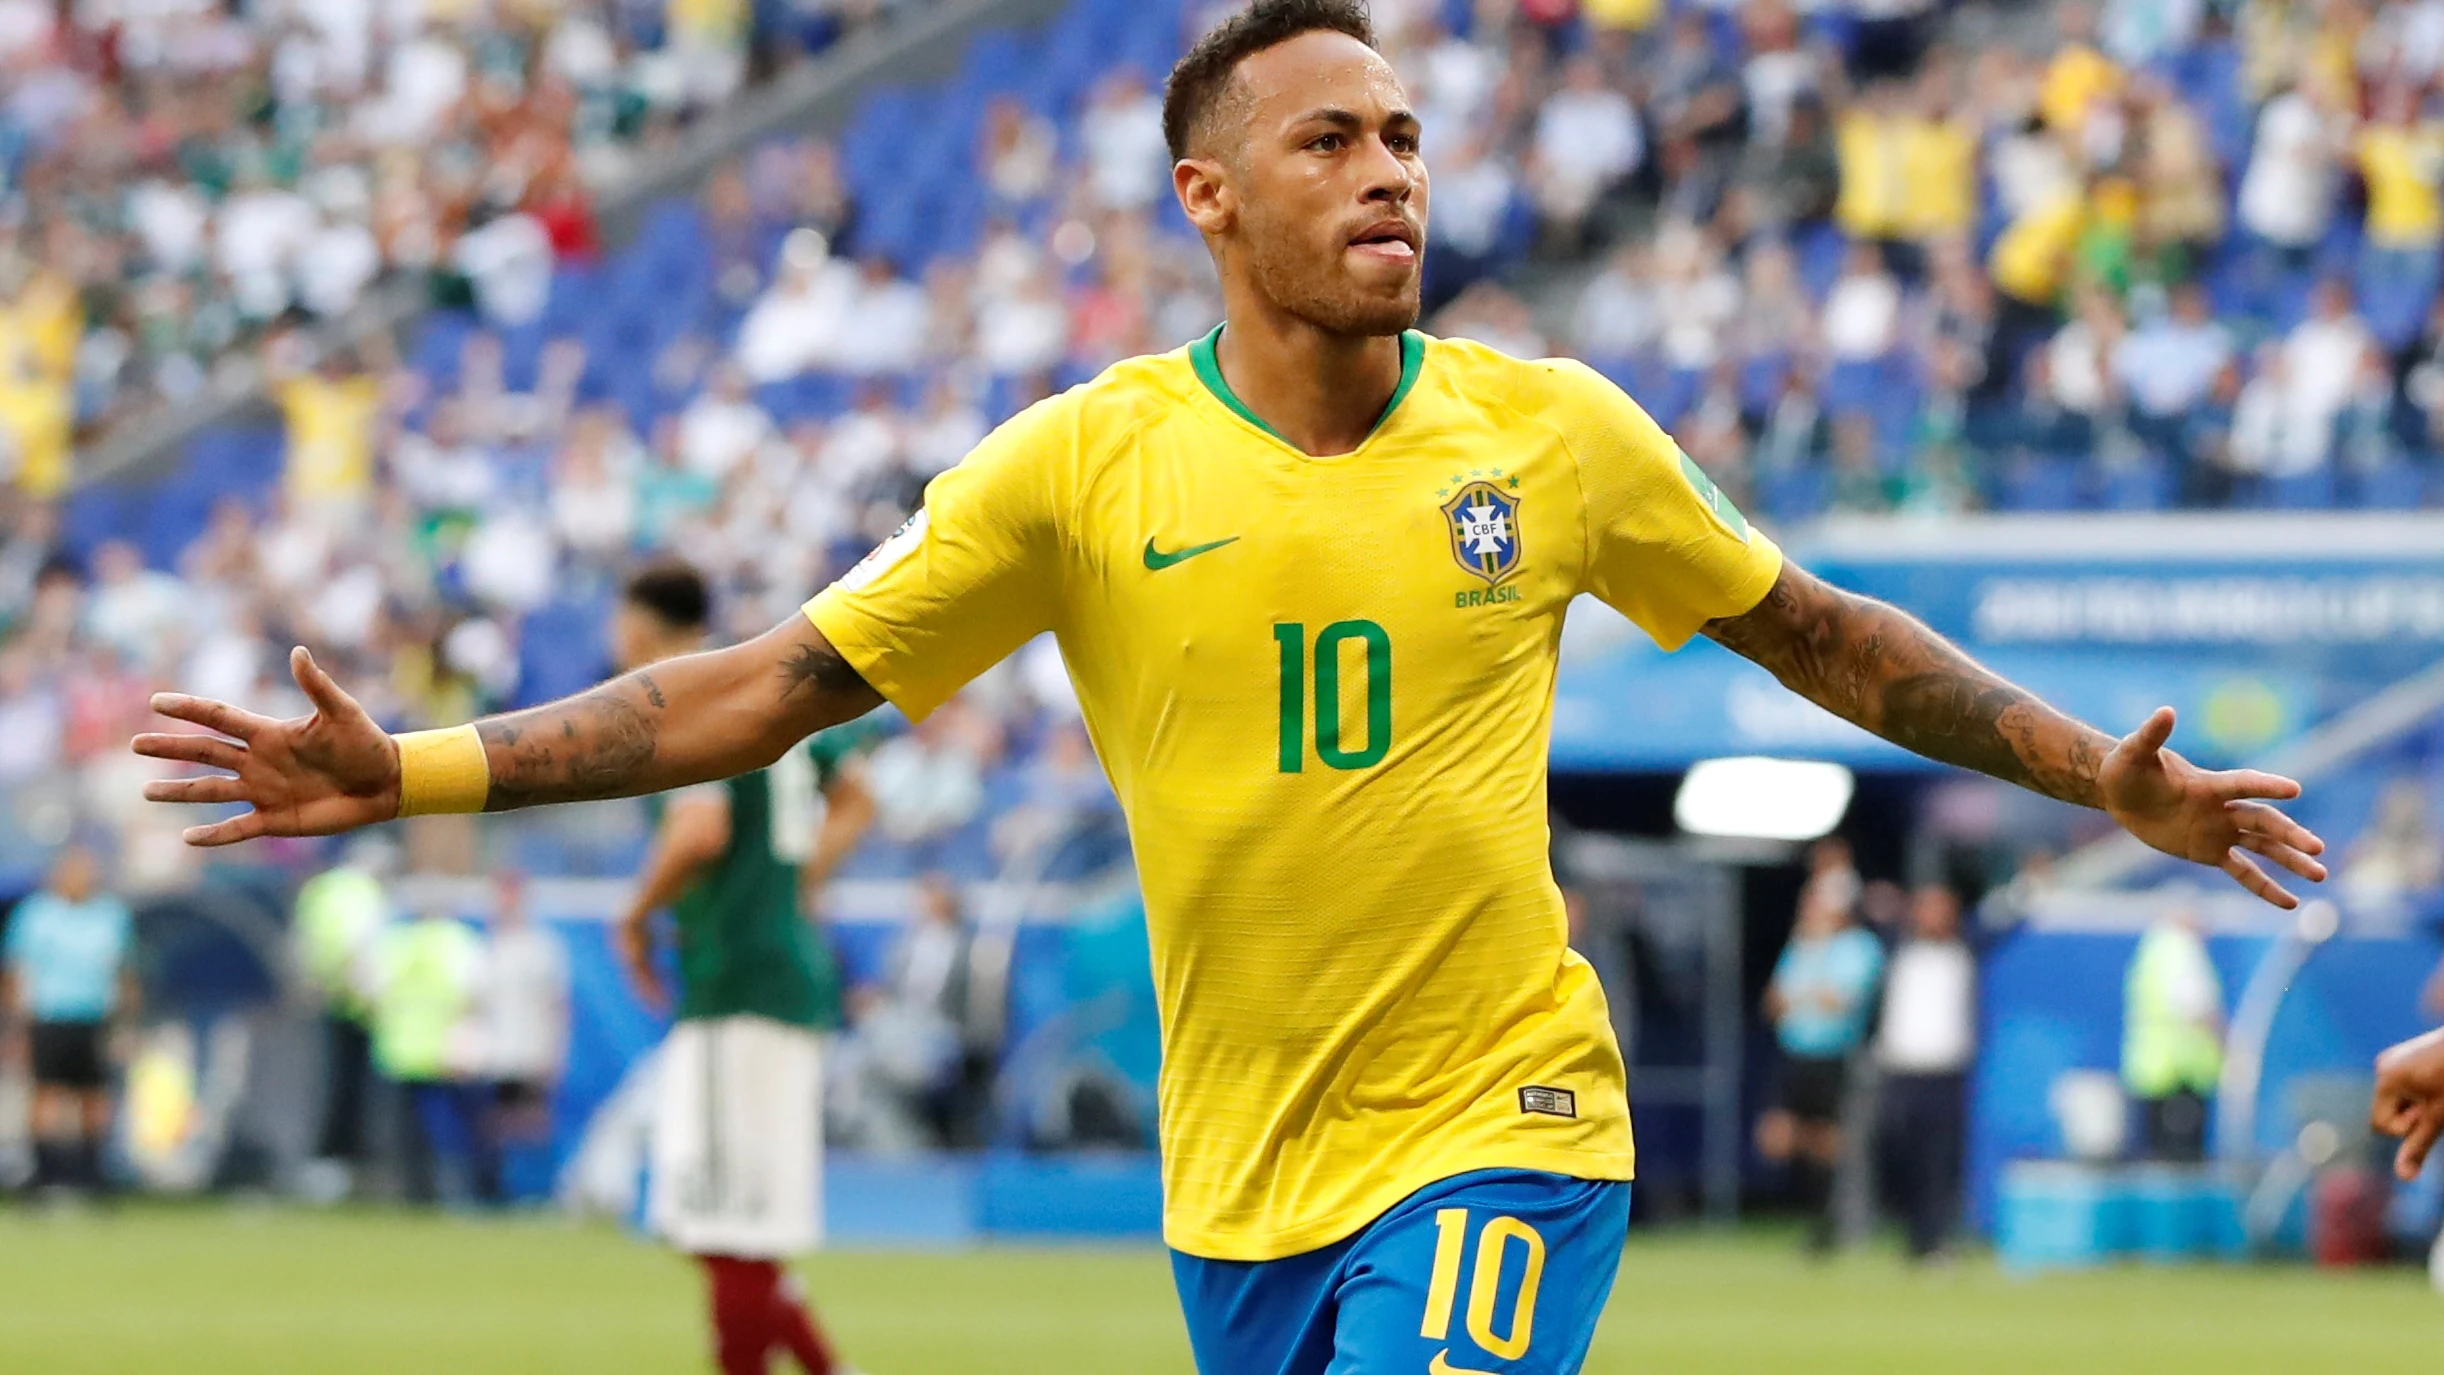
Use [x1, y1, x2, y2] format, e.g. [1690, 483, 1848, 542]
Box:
[0, 1206, 2432, 1373]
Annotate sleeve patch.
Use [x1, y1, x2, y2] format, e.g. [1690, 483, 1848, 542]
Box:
[835, 508, 930, 592]
[1676, 448, 1750, 543]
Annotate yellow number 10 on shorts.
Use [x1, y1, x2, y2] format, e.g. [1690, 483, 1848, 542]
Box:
[1423, 1208, 1548, 1362]
[1170, 1169, 1630, 1375]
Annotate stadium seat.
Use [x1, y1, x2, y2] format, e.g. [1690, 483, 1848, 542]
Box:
[2351, 461, 2431, 511]
[1756, 467, 1830, 524]
[1998, 455, 2087, 512]
[2098, 456, 2175, 511]
[2263, 469, 2337, 510]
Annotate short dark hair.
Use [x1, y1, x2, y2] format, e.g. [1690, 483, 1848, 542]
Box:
[623, 559, 710, 632]
[1162, 0, 1377, 162]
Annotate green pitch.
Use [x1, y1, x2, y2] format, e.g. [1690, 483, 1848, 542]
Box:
[0, 1206, 2432, 1373]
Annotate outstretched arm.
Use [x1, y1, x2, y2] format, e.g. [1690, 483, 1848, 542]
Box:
[1702, 562, 2328, 908]
[133, 614, 884, 846]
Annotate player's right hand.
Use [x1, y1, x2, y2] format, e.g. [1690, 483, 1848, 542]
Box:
[616, 917, 668, 1012]
[131, 646, 403, 847]
[2372, 1027, 2444, 1180]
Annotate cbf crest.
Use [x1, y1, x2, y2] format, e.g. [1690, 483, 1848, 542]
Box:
[1441, 479, 1523, 585]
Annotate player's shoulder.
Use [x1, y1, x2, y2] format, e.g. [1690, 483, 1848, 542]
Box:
[989, 346, 1197, 454]
[1419, 334, 1631, 421]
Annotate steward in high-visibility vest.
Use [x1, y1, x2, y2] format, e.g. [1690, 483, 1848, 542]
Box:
[294, 866, 388, 1022]
[371, 912, 483, 1085]
[2123, 915, 2225, 1160]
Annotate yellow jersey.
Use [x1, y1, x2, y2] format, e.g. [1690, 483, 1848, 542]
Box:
[1833, 111, 1905, 240]
[278, 376, 383, 506]
[2359, 124, 2444, 248]
[1899, 116, 1978, 241]
[805, 330, 1783, 1260]
[0, 374, 71, 498]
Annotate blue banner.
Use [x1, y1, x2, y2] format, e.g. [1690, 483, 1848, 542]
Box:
[1551, 632, 2315, 772]
[1802, 516, 2444, 681]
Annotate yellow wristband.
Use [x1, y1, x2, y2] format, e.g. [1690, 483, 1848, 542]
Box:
[395, 725, 491, 817]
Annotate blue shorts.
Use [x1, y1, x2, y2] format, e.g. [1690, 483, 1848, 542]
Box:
[1171, 1170, 1630, 1375]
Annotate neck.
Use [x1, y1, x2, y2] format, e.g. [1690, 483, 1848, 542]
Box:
[1213, 290, 1406, 457]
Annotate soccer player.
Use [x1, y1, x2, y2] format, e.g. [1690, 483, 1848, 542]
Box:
[603, 562, 870, 1375]
[135, 3, 2327, 1369]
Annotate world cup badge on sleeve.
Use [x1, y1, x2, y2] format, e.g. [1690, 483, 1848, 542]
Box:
[1441, 479, 1522, 586]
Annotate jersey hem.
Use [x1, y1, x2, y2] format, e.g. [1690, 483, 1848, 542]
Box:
[1160, 1145, 1636, 1262]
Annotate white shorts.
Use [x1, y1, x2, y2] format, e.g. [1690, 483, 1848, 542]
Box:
[648, 1015, 824, 1258]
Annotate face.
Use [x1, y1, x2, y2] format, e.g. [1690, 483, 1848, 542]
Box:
[1177, 31, 1428, 338]
[1910, 886, 1960, 940]
[50, 847, 97, 903]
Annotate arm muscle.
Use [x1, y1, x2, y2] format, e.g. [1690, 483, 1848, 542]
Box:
[1702, 563, 2111, 807]
[474, 616, 883, 813]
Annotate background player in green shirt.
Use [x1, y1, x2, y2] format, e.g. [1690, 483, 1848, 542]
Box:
[606, 562, 875, 1375]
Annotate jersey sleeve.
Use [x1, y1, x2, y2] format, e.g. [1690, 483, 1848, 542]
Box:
[1544, 360, 1784, 650]
[802, 397, 1069, 721]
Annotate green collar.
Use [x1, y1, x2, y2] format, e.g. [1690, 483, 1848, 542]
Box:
[1188, 324, 1426, 452]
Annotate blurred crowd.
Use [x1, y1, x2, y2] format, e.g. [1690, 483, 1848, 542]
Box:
[14, 0, 2444, 889]
[0, 0, 924, 485]
[1529, 0, 2444, 516]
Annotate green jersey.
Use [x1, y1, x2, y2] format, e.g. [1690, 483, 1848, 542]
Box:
[651, 729, 866, 1029]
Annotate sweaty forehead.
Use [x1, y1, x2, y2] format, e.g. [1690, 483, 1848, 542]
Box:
[1227, 29, 1408, 137]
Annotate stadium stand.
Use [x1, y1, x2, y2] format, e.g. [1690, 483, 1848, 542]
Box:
[0, 0, 926, 463]
[15, 0, 2444, 907]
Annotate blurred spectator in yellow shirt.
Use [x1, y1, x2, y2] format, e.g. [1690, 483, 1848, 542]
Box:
[2131, 73, 2226, 257]
[1581, 0, 1662, 32]
[2038, 2, 2122, 147]
[0, 358, 71, 500]
[276, 344, 391, 526]
[653, 0, 750, 111]
[0, 260, 81, 388]
[2357, 82, 2444, 352]
[1988, 186, 2090, 395]
[1835, 83, 1910, 246]
[1898, 67, 1977, 248]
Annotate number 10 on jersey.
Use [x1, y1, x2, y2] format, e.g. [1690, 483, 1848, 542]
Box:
[1273, 621, 1390, 773]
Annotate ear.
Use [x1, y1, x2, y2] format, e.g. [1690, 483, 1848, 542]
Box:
[1174, 156, 1235, 237]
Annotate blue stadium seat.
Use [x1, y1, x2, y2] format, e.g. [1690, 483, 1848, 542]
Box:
[517, 597, 612, 708]
[2263, 468, 2337, 509]
[1998, 455, 2087, 512]
[1795, 222, 1848, 302]
[1820, 357, 1881, 413]
[2098, 455, 2175, 511]
[961, 27, 1037, 93]
[1756, 466, 1830, 523]
[1739, 353, 1790, 413]
[2351, 460, 2431, 510]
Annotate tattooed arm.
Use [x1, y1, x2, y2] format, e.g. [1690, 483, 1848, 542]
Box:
[132, 616, 884, 845]
[1702, 562, 2331, 908]
[1702, 562, 2111, 805]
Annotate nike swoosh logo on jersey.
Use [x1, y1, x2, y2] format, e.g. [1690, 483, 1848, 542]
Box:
[1428, 1352, 1496, 1375]
[1143, 535, 1240, 570]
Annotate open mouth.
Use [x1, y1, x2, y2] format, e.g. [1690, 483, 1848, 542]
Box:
[1348, 221, 1419, 262]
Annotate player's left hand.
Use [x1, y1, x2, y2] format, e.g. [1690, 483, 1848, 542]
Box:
[2373, 1027, 2444, 1180]
[2098, 706, 2327, 909]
